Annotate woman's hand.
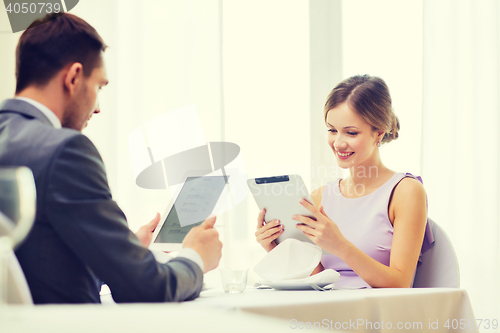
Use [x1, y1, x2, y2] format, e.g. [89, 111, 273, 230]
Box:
[294, 199, 347, 256]
[255, 208, 283, 252]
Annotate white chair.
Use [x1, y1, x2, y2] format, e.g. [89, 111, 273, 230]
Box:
[413, 219, 460, 288]
[0, 167, 36, 304]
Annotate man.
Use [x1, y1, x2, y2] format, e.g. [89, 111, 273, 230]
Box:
[0, 13, 222, 303]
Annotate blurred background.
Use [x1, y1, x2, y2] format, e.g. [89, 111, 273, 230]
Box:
[0, 0, 498, 325]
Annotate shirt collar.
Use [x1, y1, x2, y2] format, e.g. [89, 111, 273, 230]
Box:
[15, 97, 62, 129]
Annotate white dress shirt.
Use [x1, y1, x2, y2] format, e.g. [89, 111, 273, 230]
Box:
[15, 97, 62, 128]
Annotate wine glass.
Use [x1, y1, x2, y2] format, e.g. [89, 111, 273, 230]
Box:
[0, 167, 36, 305]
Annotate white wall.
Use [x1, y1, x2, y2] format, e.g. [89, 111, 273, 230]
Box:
[0, 8, 20, 101]
[342, 0, 423, 176]
[221, 0, 312, 282]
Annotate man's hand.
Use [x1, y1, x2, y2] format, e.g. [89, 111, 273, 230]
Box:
[182, 216, 222, 273]
[135, 213, 160, 247]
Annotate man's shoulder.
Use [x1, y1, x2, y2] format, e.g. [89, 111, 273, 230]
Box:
[37, 124, 89, 149]
[0, 99, 82, 146]
[31, 128, 100, 173]
[10, 110, 90, 148]
[20, 118, 89, 155]
[0, 106, 97, 170]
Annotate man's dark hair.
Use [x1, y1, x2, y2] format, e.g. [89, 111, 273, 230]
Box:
[15, 13, 107, 94]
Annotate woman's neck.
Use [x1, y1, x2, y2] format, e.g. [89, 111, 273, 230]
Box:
[346, 151, 392, 188]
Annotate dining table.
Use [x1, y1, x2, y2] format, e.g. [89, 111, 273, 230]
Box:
[1, 285, 478, 333]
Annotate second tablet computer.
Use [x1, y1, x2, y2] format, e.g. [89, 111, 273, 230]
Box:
[150, 175, 228, 252]
[247, 174, 316, 247]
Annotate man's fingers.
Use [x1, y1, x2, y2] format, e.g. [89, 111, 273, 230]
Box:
[148, 212, 161, 230]
[200, 215, 217, 229]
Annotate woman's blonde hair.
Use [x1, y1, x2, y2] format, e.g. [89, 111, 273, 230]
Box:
[324, 75, 399, 144]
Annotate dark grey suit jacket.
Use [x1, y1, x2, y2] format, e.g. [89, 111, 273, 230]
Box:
[0, 99, 203, 304]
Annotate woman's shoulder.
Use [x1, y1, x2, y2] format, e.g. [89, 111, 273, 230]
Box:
[386, 173, 426, 224]
[397, 173, 425, 189]
[392, 175, 426, 203]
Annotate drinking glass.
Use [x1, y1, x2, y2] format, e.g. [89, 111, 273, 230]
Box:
[220, 268, 248, 293]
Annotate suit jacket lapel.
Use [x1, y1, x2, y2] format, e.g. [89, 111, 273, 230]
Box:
[0, 99, 54, 127]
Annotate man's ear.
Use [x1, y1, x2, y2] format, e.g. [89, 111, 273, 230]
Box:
[63, 63, 83, 95]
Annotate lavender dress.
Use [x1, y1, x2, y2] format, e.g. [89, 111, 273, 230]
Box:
[320, 173, 434, 288]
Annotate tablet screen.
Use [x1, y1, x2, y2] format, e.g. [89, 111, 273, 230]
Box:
[154, 175, 228, 243]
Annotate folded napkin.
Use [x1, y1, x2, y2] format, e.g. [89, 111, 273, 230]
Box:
[254, 238, 333, 281]
[262, 268, 340, 286]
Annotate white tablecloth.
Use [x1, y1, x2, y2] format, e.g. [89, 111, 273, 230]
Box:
[0, 303, 326, 333]
[190, 287, 479, 333]
[1, 287, 478, 333]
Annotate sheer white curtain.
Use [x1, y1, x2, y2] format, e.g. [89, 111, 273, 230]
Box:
[340, 0, 499, 320]
[71, 0, 223, 232]
[341, 0, 423, 176]
[422, 0, 500, 320]
[222, 0, 314, 281]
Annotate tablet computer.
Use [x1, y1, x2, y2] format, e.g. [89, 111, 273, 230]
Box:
[149, 175, 228, 252]
[247, 174, 317, 247]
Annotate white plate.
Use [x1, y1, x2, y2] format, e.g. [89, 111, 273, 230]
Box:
[255, 281, 334, 291]
[255, 269, 340, 290]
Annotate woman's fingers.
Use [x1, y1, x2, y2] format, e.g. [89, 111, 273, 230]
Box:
[256, 220, 282, 240]
[256, 208, 266, 228]
[257, 224, 283, 240]
[256, 215, 279, 231]
[299, 199, 322, 219]
[256, 227, 283, 248]
[318, 204, 327, 216]
[292, 213, 318, 228]
[255, 212, 282, 252]
[255, 219, 281, 236]
[295, 223, 316, 237]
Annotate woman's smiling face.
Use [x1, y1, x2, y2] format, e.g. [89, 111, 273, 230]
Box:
[326, 102, 384, 169]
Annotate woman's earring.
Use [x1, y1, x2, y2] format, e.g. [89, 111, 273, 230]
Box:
[376, 141, 381, 148]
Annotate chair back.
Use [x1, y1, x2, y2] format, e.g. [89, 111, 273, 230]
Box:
[413, 219, 460, 288]
[0, 167, 36, 304]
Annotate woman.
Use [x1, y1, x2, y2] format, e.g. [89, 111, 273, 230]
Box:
[255, 75, 432, 288]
